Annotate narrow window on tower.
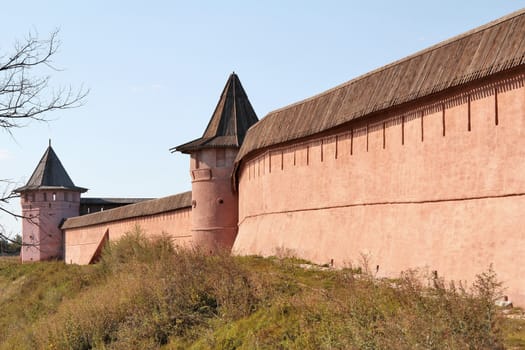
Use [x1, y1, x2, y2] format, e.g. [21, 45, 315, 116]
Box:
[495, 86, 499, 126]
[335, 135, 339, 159]
[442, 103, 446, 137]
[43, 193, 47, 202]
[52, 193, 57, 201]
[420, 111, 424, 142]
[320, 139, 324, 162]
[401, 115, 405, 145]
[467, 94, 471, 132]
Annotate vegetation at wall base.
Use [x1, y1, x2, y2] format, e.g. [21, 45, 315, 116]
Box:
[0, 228, 523, 349]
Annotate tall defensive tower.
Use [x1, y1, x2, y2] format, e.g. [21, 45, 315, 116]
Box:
[14, 143, 87, 261]
[172, 73, 258, 252]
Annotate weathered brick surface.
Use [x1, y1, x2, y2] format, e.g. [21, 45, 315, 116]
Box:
[64, 208, 192, 264]
[234, 73, 525, 306]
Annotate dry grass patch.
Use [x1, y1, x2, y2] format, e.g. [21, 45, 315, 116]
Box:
[1, 229, 523, 349]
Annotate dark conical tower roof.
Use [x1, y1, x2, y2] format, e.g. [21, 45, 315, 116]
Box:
[14, 144, 87, 193]
[172, 72, 259, 153]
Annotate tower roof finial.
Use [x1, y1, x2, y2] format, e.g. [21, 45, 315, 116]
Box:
[49, 139, 51, 147]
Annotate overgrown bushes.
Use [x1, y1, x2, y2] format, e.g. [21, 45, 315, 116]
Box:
[0, 227, 521, 349]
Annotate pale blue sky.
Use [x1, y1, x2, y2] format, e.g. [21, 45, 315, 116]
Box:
[1, 1, 525, 237]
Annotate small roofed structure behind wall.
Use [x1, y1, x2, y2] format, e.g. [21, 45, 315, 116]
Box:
[80, 197, 154, 215]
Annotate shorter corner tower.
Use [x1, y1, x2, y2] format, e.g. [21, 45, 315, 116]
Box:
[173, 73, 258, 253]
[14, 143, 87, 262]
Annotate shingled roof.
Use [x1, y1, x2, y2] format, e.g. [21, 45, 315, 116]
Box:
[235, 9, 525, 163]
[14, 145, 87, 193]
[62, 191, 192, 229]
[172, 72, 259, 153]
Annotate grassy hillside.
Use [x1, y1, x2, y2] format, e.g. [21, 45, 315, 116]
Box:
[0, 229, 523, 349]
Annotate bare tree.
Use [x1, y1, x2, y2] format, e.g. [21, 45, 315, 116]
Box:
[0, 179, 25, 247]
[0, 29, 88, 133]
[0, 30, 88, 245]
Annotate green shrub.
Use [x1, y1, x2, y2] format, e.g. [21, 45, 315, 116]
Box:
[26, 228, 261, 349]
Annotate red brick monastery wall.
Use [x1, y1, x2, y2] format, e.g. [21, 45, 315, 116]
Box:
[234, 71, 525, 305]
[64, 207, 192, 265]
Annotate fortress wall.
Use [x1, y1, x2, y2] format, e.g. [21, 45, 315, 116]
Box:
[234, 73, 525, 305]
[64, 207, 192, 265]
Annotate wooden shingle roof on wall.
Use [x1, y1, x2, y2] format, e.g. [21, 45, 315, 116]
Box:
[61, 191, 192, 229]
[235, 9, 525, 163]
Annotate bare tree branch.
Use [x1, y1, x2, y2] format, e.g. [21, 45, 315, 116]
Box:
[0, 29, 89, 131]
[0, 231, 22, 246]
[0, 30, 87, 254]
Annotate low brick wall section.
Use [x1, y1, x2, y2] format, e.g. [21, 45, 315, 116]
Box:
[62, 192, 192, 264]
